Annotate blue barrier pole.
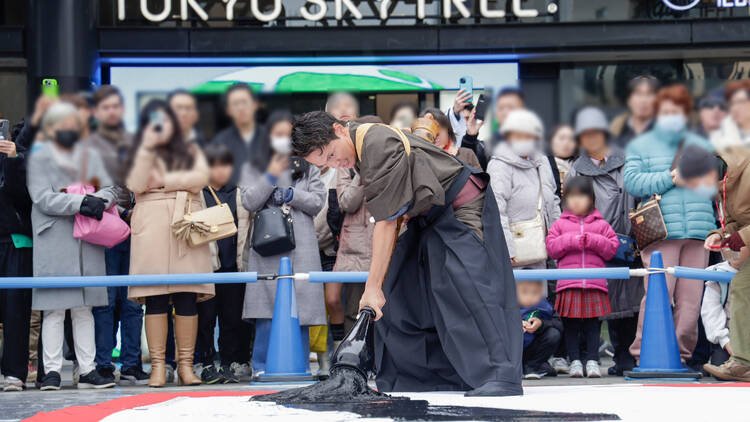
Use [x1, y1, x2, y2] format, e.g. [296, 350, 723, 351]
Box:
[0, 272, 259, 289]
[304, 267, 633, 283]
[672, 266, 735, 284]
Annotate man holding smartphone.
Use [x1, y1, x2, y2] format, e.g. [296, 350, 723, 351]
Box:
[0, 123, 34, 391]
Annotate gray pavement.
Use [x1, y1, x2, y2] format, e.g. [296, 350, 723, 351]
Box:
[0, 357, 724, 421]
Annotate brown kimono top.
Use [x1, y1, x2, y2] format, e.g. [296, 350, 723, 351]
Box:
[349, 122, 464, 222]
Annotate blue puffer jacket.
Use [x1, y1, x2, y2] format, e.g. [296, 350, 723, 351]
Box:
[624, 126, 716, 240]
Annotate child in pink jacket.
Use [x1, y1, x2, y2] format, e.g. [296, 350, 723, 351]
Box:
[546, 176, 618, 378]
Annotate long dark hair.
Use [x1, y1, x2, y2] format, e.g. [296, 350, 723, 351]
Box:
[563, 176, 596, 214]
[126, 100, 194, 173]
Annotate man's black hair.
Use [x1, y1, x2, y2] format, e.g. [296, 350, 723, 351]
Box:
[203, 142, 234, 166]
[167, 89, 196, 104]
[223, 82, 257, 106]
[292, 111, 344, 157]
[497, 86, 525, 102]
[627, 75, 660, 98]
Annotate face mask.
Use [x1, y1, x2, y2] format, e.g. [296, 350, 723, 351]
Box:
[510, 140, 536, 157]
[270, 136, 291, 154]
[656, 114, 686, 133]
[692, 183, 718, 200]
[54, 130, 80, 148]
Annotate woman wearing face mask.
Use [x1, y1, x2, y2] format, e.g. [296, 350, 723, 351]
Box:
[27, 102, 118, 390]
[624, 84, 716, 365]
[126, 100, 213, 388]
[488, 109, 561, 269]
[240, 111, 327, 377]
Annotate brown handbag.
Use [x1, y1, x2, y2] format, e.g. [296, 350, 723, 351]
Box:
[628, 138, 686, 251]
[171, 186, 238, 247]
[629, 194, 667, 251]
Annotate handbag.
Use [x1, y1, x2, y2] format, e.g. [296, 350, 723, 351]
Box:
[68, 148, 130, 248]
[614, 233, 638, 264]
[251, 203, 296, 257]
[171, 186, 237, 247]
[627, 138, 685, 251]
[509, 167, 548, 266]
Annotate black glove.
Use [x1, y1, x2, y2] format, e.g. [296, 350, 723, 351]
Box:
[79, 195, 106, 220]
[290, 156, 309, 181]
[271, 187, 286, 206]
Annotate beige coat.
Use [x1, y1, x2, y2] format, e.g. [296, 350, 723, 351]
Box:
[126, 145, 214, 302]
[333, 169, 374, 272]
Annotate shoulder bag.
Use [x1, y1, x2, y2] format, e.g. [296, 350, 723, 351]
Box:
[509, 167, 548, 266]
[172, 186, 237, 247]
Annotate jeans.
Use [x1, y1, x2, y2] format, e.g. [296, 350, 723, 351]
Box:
[252, 318, 310, 373]
[92, 238, 143, 371]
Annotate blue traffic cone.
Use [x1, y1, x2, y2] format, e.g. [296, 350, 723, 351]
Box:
[625, 251, 701, 379]
[254, 257, 316, 382]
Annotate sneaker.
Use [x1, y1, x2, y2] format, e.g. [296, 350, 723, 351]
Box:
[97, 367, 116, 384]
[40, 371, 61, 391]
[165, 364, 176, 384]
[120, 367, 150, 386]
[599, 342, 615, 358]
[586, 360, 601, 378]
[538, 362, 556, 378]
[523, 372, 541, 380]
[200, 364, 222, 385]
[569, 360, 584, 378]
[549, 357, 569, 374]
[3, 376, 25, 392]
[230, 362, 252, 381]
[704, 357, 750, 382]
[78, 370, 116, 389]
[220, 365, 239, 384]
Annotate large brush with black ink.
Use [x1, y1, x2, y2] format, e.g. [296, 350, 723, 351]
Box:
[252, 307, 405, 403]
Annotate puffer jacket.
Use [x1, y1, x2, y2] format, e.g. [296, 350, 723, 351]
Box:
[624, 127, 716, 240]
[488, 142, 561, 260]
[546, 209, 619, 293]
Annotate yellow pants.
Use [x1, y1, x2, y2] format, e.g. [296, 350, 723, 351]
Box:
[309, 325, 327, 354]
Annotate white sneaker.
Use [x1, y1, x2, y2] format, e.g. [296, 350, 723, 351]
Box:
[523, 372, 541, 380]
[569, 360, 584, 378]
[3, 376, 24, 392]
[549, 357, 569, 374]
[586, 360, 601, 378]
[230, 362, 252, 381]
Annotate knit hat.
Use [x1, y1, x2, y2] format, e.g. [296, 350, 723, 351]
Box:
[677, 144, 717, 179]
[574, 106, 610, 139]
[500, 109, 543, 140]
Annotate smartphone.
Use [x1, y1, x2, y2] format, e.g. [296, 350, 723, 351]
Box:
[42, 78, 59, 98]
[0, 119, 9, 141]
[149, 110, 165, 133]
[458, 76, 473, 103]
[474, 94, 490, 121]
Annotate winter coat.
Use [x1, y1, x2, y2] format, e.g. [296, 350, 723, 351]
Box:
[546, 209, 619, 293]
[488, 141, 561, 262]
[83, 127, 133, 210]
[27, 142, 116, 310]
[610, 112, 654, 149]
[711, 147, 750, 245]
[210, 124, 269, 185]
[126, 145, 214, 303]
[566, 147, 634, 235]
[710, 116, 750, 150]
[203, 185, 252, 272]
[241, 163, 327, 326]
[521, 298, 555, 349]
[701, 261, 736, 349]
[0, 142, 32, 239]
[333, 168, 374, 272]
[624, 127, 716, 240]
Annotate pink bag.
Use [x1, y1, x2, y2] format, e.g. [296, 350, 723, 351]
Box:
[66, 148, 130, 248]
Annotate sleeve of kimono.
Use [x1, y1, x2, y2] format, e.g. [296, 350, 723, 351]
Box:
[125, 146, 158, 194]
[27, 150, 85, 216]
[87, 149, 117, 207]
[624, 145, 674, 198]
[358, 126, 416, 222]
[336, 169, 365, 214]
[162, 147, 209, 194]
[701, 281, 730, 348]
[585, 221, 620, 261]
[288, 165, 326, 217]
[239, 163, 275, 212]
[487, 159, 516, 258]
[545, 221, 582, 259]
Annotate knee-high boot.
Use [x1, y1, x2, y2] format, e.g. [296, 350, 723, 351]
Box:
[145, 314, 168, 388]
[175, 315, 202, 386]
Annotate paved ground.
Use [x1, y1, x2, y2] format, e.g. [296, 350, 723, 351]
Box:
[0, 356, 727, 421]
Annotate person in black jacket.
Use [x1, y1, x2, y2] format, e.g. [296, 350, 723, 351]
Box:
[0, 122, 33, 391]
[210, 83, 269, 184]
